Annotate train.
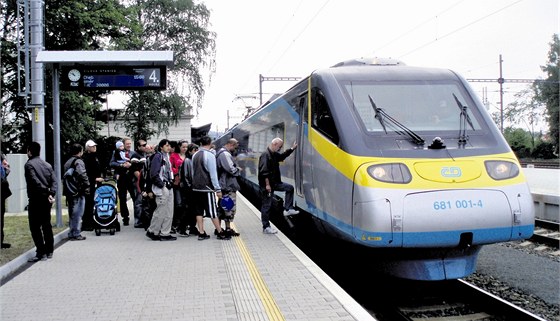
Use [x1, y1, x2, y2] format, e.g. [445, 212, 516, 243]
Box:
[214, 57, 535, 280]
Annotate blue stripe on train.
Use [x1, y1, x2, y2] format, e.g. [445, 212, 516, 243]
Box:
[305, 202, 533, 247]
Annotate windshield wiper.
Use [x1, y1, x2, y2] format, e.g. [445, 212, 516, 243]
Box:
[368, 95, 425, 146]
[368, 95, 387, 133]
[453, 94, 475, 145]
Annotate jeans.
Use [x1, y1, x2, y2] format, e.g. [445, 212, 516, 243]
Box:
[67, 195, 85, 237]
[260, 191, 273, 229]
[272, 182, 295, 210]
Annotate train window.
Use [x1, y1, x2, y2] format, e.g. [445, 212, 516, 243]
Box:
[311, 88, 339, 144]
[343, 81, 483, 133]
[248, 123, 285, 153]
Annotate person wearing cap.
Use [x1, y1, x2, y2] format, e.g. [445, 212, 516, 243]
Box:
[82, 139, 104, 231]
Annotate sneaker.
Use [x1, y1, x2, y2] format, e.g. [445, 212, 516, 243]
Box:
[217, 230, 231, 240]
[198, 232, 210, 241]
[28, 255, 47, 262]
[47, 253, 53, 259]
[263, 226, 278, 234]
[71, 235, 87, 241]
[283, 208, 300, 216]
[160, 235, 177, 241]
[213, 229, 219, 236]
[178, 230, 190, 237]
[146, 231, 161, 241]
[226, 228, 240, 237]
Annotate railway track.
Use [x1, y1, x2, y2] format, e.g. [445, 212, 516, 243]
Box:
[520, 161, 560, 169]
[530, 219, 560, 249]
[380, 279, 548, 321]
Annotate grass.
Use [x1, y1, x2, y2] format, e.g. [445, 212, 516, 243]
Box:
[0, 215, 68, 266]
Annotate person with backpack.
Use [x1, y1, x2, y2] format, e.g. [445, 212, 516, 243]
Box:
[216, 138, 242, 237]
[63, 143, 90, 241]
[145, 139, 176, 241]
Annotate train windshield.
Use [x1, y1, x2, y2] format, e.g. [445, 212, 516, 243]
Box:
[343, 81, 483, 133]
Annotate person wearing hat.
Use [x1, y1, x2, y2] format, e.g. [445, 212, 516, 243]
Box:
[82, 139, 104, 231]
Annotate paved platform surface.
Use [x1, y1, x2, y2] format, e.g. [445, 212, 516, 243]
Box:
[0, 194, 374, 321]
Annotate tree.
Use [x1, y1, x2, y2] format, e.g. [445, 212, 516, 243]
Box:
[118, 0, 216, 142]
[503, 127, 532, 159]
[503, 87, 544, 150]
[534, 34, 559, 155]
[1, 0, 135, 156]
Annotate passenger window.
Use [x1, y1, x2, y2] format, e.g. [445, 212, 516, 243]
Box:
[311, 88, 339, 144]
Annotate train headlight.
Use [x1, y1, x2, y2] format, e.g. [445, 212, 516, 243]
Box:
[484, 160, 519, 180]
[367, 163, 412, 184]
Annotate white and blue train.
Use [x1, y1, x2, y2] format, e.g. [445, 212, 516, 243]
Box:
[215, 58, 535, 280]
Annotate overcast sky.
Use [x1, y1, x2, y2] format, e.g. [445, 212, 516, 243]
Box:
[191, 0, 558, 132]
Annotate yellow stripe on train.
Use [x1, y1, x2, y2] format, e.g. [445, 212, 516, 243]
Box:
[309, 128, 527, 189]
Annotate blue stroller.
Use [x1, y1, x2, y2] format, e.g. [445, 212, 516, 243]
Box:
[93, 179, 120, 236]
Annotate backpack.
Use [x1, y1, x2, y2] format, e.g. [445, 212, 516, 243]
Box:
[179, 158, 193, 190]
[63, 157, 80, 196]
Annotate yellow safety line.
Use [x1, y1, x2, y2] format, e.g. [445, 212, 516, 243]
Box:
[232, 223, 285, 321]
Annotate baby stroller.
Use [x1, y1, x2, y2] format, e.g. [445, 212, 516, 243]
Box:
[93, 179, 120, 236]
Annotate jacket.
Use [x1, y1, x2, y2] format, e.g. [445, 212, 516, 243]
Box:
[258, 147, 293, 188]
[63, 156, 90, 196]
[150, 152, 172, 189]
[24, 156, 57, 198]
[216, 147, 240, 192]
[192, 148, 220, 192]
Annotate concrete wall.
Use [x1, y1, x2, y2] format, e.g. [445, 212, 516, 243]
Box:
[5, 154, 28, 213]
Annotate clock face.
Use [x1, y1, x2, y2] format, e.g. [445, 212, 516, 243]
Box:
[68, 69, 81, 82]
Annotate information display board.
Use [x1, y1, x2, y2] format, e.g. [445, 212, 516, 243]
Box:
[60, 66, 166, 90]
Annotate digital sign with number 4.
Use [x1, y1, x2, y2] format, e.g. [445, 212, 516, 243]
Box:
[60, 66, 166, 91]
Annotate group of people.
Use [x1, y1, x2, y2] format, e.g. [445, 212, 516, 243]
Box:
[1, 135, 300, 262]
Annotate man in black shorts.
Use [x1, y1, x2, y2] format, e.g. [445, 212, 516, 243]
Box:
[191, 136, 230, 240]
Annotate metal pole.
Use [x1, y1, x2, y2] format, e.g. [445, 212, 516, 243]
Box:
[259, 74, 263, 106]
[498, 54, 504, 133]
[30, 0, 45, 159]
[52, 64, 63, 227]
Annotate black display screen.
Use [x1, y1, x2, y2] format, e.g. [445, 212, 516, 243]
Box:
[61, 66, 166, 90]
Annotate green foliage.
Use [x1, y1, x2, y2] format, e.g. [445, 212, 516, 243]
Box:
[117, 0, 216, 141]
[534, 34, 559, 155]
[122, 91, 187, 142]
[503, 127, 533, 158]
[531, 141, 556, 159]
[1, 0, 217, 154]
[1, 0, 134, 157]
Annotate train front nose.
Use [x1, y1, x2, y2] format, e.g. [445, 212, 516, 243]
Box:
[401, 189, 514, 247]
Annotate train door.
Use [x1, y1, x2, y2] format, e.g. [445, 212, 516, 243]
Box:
[295, 91, 308, 196]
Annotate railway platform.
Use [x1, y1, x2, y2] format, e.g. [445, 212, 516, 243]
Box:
[0, 194, 374, 321]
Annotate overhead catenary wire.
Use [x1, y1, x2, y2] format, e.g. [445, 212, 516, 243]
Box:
[398, 0, 525, 58]
[372, 0, 466, 55]
[237, 0, 305, 92]
[267, 0, 331, 73]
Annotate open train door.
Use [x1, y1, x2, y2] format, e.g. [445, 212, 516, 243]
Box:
[295, 91, 308, 197]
